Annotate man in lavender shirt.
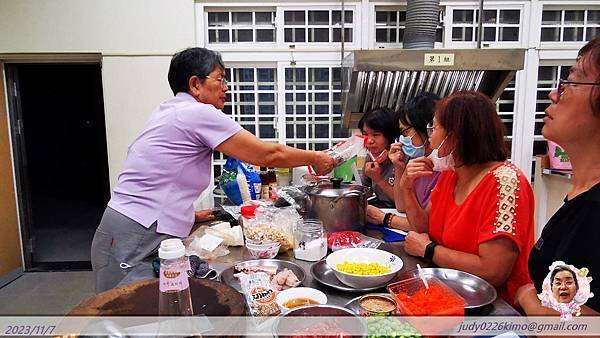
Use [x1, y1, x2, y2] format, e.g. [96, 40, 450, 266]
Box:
[91, 48, 335, 292]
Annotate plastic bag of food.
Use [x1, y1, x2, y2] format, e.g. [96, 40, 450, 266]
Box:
[243, 205, 298, 252]
[273, 185, 309, 215]
[205, 221, 244, 246]
[239, 272, 281, 325]
[323, 134, 367, 168]
[183, 226, 230, 260]
[327, 231, 383, 251]
[219, 158, 262, 205]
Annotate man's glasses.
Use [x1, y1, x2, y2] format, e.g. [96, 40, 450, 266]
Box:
[205, 76, 229, 87]
[557, 79, 600, 102]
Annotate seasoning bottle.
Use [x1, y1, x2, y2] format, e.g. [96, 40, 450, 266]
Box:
[276, 168, 291, 186]
[259, 167, 269, 200]
[267, 167, 278, 199]
[158, 239, 193, 316]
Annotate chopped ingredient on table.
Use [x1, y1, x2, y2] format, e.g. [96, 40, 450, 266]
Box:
[336, 261, 391, 275]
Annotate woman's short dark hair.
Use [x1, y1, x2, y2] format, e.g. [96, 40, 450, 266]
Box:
[436, 90, 507, 165]
[358, 107, 399, 146]
[578, 37, 600, 117]
[167, 47, 225, 95]
[399, 92, 439, 139]
[551, 265, 579, 291]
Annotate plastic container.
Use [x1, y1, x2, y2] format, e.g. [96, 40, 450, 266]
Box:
[245, 239, 281, 259]
[387, 275, 465, 316]
[388, 275, 465, 335]
[239, 204, 258, 229]
[548, 140, 572, 170]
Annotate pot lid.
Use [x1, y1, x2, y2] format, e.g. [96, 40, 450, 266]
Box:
[304, 178, 370, 198]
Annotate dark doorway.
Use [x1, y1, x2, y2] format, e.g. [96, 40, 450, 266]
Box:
[5, 63, 110, 271]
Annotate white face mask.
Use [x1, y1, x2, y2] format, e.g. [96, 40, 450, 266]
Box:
[428, 136, 455, 171]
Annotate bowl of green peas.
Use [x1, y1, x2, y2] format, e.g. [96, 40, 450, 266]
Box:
[365, 316, 421, 338]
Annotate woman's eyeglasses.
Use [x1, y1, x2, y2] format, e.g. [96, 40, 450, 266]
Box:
[557, 79, 600, 102]
[205, 76, 229, 87]
[426, 123, 436, 137]
[399, 126, 413, 136]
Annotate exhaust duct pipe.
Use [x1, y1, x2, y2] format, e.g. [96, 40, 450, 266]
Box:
[404, 0, 441, 49]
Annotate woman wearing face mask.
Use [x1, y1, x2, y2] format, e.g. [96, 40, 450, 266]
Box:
[359, 107, 399, 208]
[401, 90, 535, 305]
[366, 93, 440, 229]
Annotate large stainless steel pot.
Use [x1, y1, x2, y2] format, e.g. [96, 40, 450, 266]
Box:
[303, 178, 371, 233]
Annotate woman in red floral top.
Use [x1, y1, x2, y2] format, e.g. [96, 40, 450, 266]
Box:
[400, 91, 535, 304]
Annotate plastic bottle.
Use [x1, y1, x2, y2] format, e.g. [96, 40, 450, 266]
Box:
[267, 167, 278, 200]
[158, 239, 194, 316]
[259, 167, 269, 200]
[276, 168, 291, 187]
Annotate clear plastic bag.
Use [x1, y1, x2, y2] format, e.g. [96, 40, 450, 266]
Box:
[183, 226, 230, 260]
[324, 134, 367, 167]
[243, 205, 299, 252]
[327, 231, 384, 251]
[273, 185, 309, 214]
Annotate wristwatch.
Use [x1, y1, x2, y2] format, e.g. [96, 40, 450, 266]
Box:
[424, 241, 438, 261]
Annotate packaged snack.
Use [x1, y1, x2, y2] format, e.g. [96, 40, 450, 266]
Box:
[239, 272, 281, 325]
[327, 231, 383, 251]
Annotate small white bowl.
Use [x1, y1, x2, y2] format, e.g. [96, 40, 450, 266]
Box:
[326, 248, 403, 289]
[245, 240, 280, 259]
[275, 287, 327, 312]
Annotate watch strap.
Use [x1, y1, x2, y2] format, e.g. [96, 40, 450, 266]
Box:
[424, 241, 438, 261]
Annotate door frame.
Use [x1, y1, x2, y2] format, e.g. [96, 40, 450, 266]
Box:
[1, 53, 102, 270]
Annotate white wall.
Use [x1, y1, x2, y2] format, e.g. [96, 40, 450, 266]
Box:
[101, 56, 173, 187]
[0, 0, 196, 54]
[0, 0, 197, 188]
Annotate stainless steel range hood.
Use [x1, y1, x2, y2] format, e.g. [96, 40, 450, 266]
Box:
[342, 48, 525, 128]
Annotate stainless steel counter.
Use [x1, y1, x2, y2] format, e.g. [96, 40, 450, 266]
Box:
[209, 235, 520, 316]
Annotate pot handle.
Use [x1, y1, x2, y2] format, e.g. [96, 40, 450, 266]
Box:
[330, 190, 363, 209]
[306, 177, 332, 188]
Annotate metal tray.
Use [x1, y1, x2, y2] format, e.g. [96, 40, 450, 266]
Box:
[219, 259, 306, 293]
[403, 267, 497, 309]
[311, 259, 401, 293]
[343, 292, 392, 314]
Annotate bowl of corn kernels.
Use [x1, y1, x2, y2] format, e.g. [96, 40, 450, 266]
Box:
[326, 248, 403, 289]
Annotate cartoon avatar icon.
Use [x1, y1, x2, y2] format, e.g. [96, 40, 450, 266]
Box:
[539, 261, 594, 320]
